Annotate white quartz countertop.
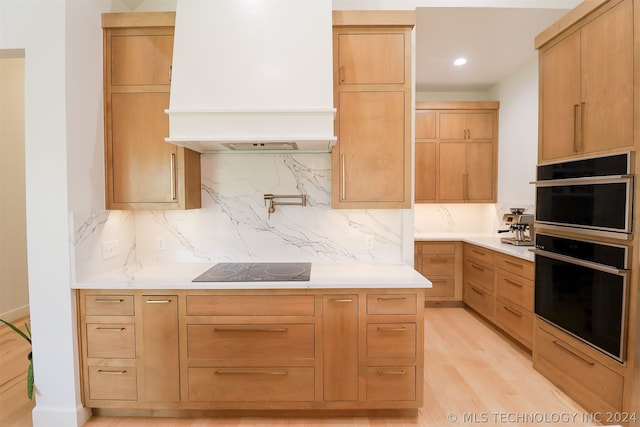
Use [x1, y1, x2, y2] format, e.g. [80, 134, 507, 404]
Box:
[72, 262, 432, 290]
[414, 233, 535, 262]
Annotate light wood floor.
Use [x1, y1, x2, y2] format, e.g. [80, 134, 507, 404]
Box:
[1, 309, 599, 427]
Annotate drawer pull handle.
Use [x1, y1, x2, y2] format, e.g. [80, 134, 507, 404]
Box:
[428, 259, 449, 263]
[214, 327, 288, 333]
[471, 249, 485, 256]
[552, 340, 595, 366]
[94, 299, 124, 303]
[504, 260, 523, 268]
[97, 369, 127, 375]
[377, 326, 407, 332]
[503, 306, 522, 318]
[215, 369, 288, 376]
[330, 298, 353, 303]
[146, 299, 172, 304]
[377, 297, 406, 302]
[471, 287, 485, 296]
[376, 369, 406, 375]
[504, 279, 523, 288]
[471, 264, 485, 272]
[96, 327, 126, 331]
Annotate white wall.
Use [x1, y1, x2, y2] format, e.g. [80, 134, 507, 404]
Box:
[488, 57, 538, 206]
[0, 56, 29, 322]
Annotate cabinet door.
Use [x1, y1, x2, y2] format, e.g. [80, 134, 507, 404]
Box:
[539, 31, 581, 161]
[438, 113, 467, 141]
[465, 112, 495, 142]
[466, 142, 494, 201]
[415, 110, 436, 139]
[323, 294, 358, 401]
[415, 142, 436, 202]
[110, 92, 177, 204]
[139, 295, 179, 402]
[337, 91, 406, 203]
[336, 33, 405, 85]
[110, 34, 173, 86]
[580, 0, 633, 154]
[438, 143, 466, 200]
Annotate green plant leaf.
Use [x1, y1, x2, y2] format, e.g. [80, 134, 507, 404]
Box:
[0, 319, 31, 344]
[27, 359, 34, 400]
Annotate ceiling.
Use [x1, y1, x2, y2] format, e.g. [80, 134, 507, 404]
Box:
[415, 7, 570, 92]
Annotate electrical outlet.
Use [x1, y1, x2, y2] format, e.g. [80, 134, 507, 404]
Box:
[365, 235, 375, 250]
[157, 235, 166, 251]
[102, 240, 119, 260]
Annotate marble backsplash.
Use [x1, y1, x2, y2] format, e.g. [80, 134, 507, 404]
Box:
[71, 153, 406, 281]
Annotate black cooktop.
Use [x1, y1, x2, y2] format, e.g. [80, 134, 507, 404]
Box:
[193, 262, 312, 282]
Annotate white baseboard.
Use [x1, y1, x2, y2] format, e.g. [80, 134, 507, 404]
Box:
[32, 404, 92, 427]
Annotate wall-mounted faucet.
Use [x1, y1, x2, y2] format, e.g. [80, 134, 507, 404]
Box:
[263, 194, 307, 219]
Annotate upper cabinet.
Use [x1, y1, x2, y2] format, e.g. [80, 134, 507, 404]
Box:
[331, 12, 414, 209]
[537, 0, 633, 163]
[102, 13, 201, 210]
[415, 102, 499, 203]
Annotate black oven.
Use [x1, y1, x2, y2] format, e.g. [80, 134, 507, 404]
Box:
[534, 153, 633, 239]
[533, 233, 629, 362]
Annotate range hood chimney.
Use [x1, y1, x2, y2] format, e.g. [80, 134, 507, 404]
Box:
[166, 0, 336, 153]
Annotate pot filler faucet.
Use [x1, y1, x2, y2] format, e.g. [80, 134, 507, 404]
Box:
[263, 194, 307, 219]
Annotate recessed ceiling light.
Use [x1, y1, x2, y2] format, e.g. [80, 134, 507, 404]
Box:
[453, 57, 467, 66]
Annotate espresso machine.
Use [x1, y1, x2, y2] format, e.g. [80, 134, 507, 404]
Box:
[498, 208, 534, 246]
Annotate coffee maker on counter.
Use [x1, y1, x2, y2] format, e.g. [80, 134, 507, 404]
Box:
[498, 208, 534, 246]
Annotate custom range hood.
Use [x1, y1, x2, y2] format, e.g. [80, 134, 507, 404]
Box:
[166, 0, 336, 153]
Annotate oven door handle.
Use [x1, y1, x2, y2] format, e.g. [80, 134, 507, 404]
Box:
[530, 174, 633, 187]
[531, 248, 629, 276]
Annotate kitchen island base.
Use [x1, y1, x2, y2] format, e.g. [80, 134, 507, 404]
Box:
[77, 288, 424, 414]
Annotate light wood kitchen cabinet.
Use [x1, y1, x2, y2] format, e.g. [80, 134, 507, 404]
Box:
[79, 292, 181, 406]
[537, 0, 633, 163]
[323, 294, 359, 401]
[332, 12, 414, 209]
[102, 13, 201, 210]
[414, 241, 462, 304]
[78, 288, 424, 412]
[462, 243, 534, 350]
[415, 102, 498, 203]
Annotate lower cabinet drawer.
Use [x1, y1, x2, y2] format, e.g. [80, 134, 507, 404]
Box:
[421, 258, 455, 276]
[88, 366, 137, 400]
[463, 260, 493, 292]
[463, 284, 493, 319]
[366, 366, 415, 401]
[535, 324, 623, 411]
[367, 294, 417, 315]
[187, 367, 315, 402]
[494, 298, 532, 348]
[424, 278, 455, 298]
[187, 324, 315, 360]
[367, 323, 416, 358]
[86, 323, 136, 359]
[496, 271, 533, 311]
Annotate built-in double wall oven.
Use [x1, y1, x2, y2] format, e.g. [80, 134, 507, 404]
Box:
[532, 152, 634, 363]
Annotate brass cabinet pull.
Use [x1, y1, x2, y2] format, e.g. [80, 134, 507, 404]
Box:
[471, 249, 485, 256]
[376, 369, 406, 375]
[573, 104, 580, 153]
[340, 154, 346, 200]
[471, 287, 485, 296]
[93, 298, 124, 303]
[146, 299, 172, 304]
[339, 66, 345, 83]
[579, 102, 585, 152]
[503, 306, 522, 318]
[329, 298, 353, 303]
[96, 327, 126, 331]
[97, 369, 127, 375]
[428, 259, 449, 263]
[503, 260, 523, 268]
[504, 278, 523, 288]
[377, 326, 407, 332]
[215, 369, 288, 376]
[471, 263, 485, 272]
[214, 327, 288, 333]
[552, 340, 595, 366]
[170, 153, 177, 200]
[377, 296, 406, 301]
